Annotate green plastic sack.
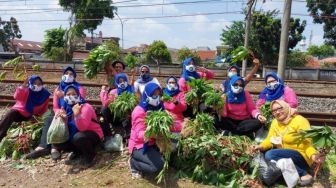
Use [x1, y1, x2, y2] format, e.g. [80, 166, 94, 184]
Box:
[47, 116, 69, 144]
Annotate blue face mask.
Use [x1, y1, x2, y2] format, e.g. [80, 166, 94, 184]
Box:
[141, 73, 150, 80]
[118, 82, 128, 89]
[267, 82, 279, 90]
[228, 72, 237, 78]
[231, 85, 243, 94]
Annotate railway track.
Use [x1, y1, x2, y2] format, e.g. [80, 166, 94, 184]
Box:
[1, 67, 336, 85]
[0, 94, 335, 127]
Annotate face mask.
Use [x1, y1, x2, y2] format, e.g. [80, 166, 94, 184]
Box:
[231, 85, 243, 94]
[167, 83, 177, 91]
[62, 75, 74, 83]
[141, 73, 150, 80]
[185, 65, 196, 72]
[117, 82, 128, 89]
[30, 85, 43, 92]
[228, 71, 237, 78]
[147, 95, 161, 107]
[64, 95, 80, 105]
[267, 82, 279, 90]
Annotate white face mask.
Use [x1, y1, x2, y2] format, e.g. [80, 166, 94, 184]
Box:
[64, 95, 80, 105]
[62, 75, 74, 83]
[228, 71, 237, 78]
[30, 85, 43, 92]
[185, 65, 196, 72]
[147, 95, 161, 107]
[267, 82, 279, 90]
[231, 85, 243, 94]
[167, 83, 177, 91]
[117, 81, 128, 89]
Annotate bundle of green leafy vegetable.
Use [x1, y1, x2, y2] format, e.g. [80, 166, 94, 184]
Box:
[230, 46, 256, 64]
[108, 92, 137, 121]
[259, 102, 273, 128]
[1, 56, 41, 81]
[123, 53, 139, 69]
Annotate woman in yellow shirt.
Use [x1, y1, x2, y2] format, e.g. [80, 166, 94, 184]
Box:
[253, 100, 324, 185]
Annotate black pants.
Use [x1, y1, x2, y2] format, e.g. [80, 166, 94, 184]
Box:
[54, 131, 101, 162]
[101, 107, 131, 139]
[215, 117, 262, 137]
[130, 146, 164, 175]
[38, 113, 54, 149]
[0, 109, 30, 141]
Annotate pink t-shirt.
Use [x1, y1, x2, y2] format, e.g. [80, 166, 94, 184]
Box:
[163, 92, 187, 132]
[100, 89, 117, 107]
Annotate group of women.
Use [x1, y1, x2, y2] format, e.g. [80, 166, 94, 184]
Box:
[0, 57, 324, 185]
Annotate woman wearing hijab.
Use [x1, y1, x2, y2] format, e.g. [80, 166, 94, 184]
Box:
[215, 75, 265, 136]
[220, 58, 260, 93]
[178, 57, 214, 93]
[25, 67, 86, 160]
[162, 76, 187, 133]
[133, 65, 160, 100]
[128, 83, 164, 179]
[256, 72, 298, 109]
[0, 74, 50, 142]
[53, 85, 103, 167]
[252, 100, 325, 186]
[100, 73, 134, 138]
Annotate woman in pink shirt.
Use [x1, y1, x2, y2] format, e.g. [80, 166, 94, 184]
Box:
[53, 85, 103, 168]
[215, 75, 266, 137]
[0, 75, 50, 142]
[128, 83, 164, 179]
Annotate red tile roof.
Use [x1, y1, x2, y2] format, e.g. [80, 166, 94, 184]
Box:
[319, 57, 336, 64]
[196, 50, 216, 61]
[13, 39, 42, 52]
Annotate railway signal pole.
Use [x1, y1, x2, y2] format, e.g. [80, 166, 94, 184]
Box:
[277, 0, 292, 79]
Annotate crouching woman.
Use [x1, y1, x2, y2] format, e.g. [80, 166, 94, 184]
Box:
[54, 85, 103, 167]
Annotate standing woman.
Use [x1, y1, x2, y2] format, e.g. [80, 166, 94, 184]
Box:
[178, 57, 214, 93]
[256, 72, 298, 109]
[54, 85, 103, 167]
[128, 83, 164, 178]
[162, 76, 187, 133]
[25, 67, 86, 160]
[0, 75, 50, 142]
[133, 65, 160, 100]
[215, 75, 266, 136]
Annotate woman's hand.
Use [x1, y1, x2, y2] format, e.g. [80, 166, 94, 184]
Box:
[253, 58, 261, 67]
[312, 153, 326, 164]
[101, 85, 107, 91]
[56, 89, 64, 98]
[257, 114, 267, 124]
[251, 145, 262, 152]
[72, 104, 82, 117]
[196, 66, 208, 73]
[56, 108, 67, 120]
[22, 73, 29, 87]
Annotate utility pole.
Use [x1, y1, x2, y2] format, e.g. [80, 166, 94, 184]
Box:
[277, 0, 292, 79]
[242, 0, 254, 77]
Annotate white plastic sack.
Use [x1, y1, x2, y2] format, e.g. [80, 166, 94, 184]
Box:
[276, 158, 300, 188]
[47, 116, 69, 144]
[104, 134, 123, 152]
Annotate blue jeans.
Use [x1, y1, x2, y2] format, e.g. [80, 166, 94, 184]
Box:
[131, 146, 164, 175]
[265, 149, 309, 177]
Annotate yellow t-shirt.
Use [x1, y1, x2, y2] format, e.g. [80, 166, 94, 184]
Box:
[260, 115, 317, 166]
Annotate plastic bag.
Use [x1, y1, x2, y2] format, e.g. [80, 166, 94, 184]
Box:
[276, 158, 299, 188]
[47, 116, 69, 144]
[104, 134, 123, 152]
[255, 127, 269, 143]
[253, 153, 282, 186]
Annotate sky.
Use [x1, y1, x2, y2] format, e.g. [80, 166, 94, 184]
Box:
[0, 0, 326, 50]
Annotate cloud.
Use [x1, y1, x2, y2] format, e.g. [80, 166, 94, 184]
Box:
[311, 35, 324, 45]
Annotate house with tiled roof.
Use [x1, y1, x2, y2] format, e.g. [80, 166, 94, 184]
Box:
[12, 39, 42, 54]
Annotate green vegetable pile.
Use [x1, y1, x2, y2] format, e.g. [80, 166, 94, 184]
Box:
[176, 113, 261, 187]
[1, 56, 41, 81]
[0, 116, 44, 160]
[145, 110, 175, 184]
[259, 102, 273, 128]
[230, 46, 255, 64]
[123, 53, 139, 69]
[108, 92, 137, 121]
[161, 93, 173, 102]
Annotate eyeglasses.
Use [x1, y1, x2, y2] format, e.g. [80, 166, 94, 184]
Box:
[233, 83, 243, 87]
[141, 71, 149, 73]
[270, 106, 283, 114]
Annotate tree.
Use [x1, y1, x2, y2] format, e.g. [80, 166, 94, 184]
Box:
[306, 0, 336, 47]
[176, 47, 201, 65]
[0, 17, 22, 53]
[306, 44, 335, 59]
[287, 50, 308, 67]
[145, 40, 172, 74]
[41, 27, 66, 60]
[220, 10, 306, 65]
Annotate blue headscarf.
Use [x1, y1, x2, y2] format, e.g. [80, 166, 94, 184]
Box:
[25, 75, 51, 114]
[139, 83, 164, 112]
[62, 85, 86, 139]
[226, 75, 246, 104]
[58, 67, 80, 91]
[222, 65, 241, 93]
[163, 76, 180, 97]
[181, 57, 200, 81]
[136, 65, 154, 83]
[114, 73, 134, 95]
[258, 72, 285, 102]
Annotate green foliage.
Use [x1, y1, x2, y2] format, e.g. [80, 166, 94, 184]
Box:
[230, 46, 250, 64]
[221, 10, 306, 65]
[0, 17, 22, 52]
[145, 110, 175, 184]
[185, 78, 213, 114]
[162, 93, 173, 102]
[259, 102, 272, 128]
[306, 44, 335, 59]
[297, 126, 336, 152]
[306, 0, 336, 47]
[287, 50, 308, 67]
[108, 92, 137, 121]
[2, 56, 25, 80]
[42, 27, 66, 60]
[176, 47, 201, 65]
[123, 53, 139, 69]
[83, 42, 121, 79]
[145, 40, 172, 65]
[202, 90, 225, 116]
